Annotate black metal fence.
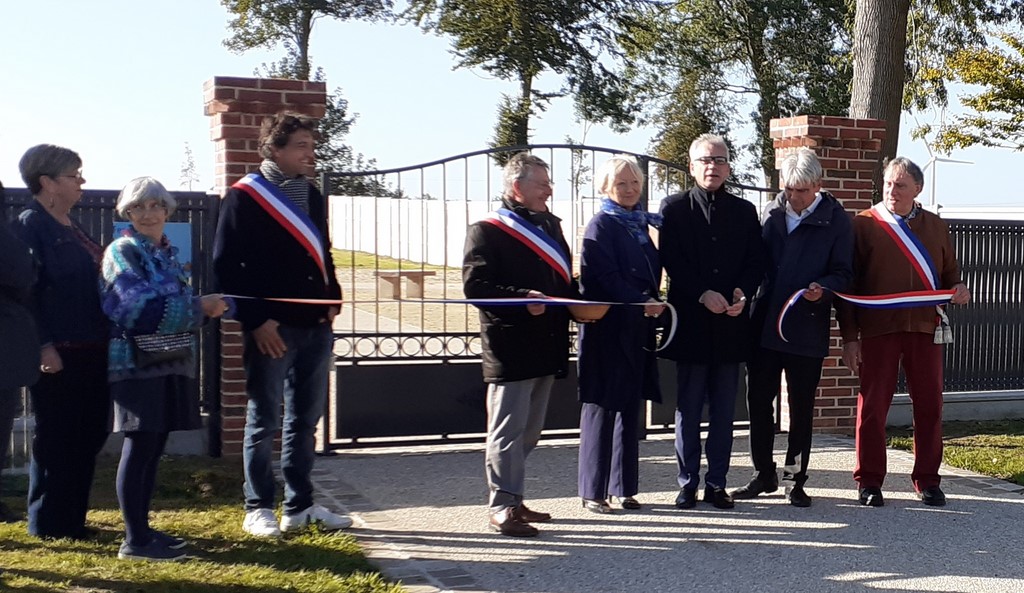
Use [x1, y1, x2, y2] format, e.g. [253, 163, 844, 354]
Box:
[2, 188, 223, 455]
[927, 219, 1024, 392]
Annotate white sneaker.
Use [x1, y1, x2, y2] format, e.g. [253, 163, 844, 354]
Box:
[280, 504, 352, 533]
[242, 508, 282, 537]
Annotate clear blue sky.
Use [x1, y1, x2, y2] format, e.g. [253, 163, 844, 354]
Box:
[1, 0, 1019, 208]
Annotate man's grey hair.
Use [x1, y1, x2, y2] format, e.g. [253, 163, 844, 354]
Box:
[596, 154, 645, 197]
[503, 153, 550, 197]
[19, 144, 82, 195]
[689, 133, 730, 162]
[884, 157, 925, 188]
[780, 148, 823, 187]
[116, 176, 177, 218]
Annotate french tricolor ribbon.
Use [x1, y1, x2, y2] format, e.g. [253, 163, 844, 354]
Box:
[481, 208, 572, 285]
[232, 174, 328, 283]
[867, 203, 939, 289]
[221, 295, 677, 351]
[776, 287, 955, 342]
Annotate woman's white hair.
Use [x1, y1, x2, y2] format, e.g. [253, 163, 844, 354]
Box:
[595, 154, 645, 197]
[116, 176, 176, 218]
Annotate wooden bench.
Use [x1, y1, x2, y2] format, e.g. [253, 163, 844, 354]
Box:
[374, 270, 437, 299]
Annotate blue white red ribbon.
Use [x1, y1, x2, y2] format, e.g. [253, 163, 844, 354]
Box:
[776, 287, 955, 343]
[480, 209, 572, 285]
[223, 294, 677, 351]
[233, 174, 328, 283]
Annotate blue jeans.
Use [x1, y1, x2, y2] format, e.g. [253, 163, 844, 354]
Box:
[242, 323, 332, 515]
[674, 362, 740, 490]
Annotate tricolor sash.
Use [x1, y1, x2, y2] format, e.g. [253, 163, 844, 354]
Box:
[866, 202, 938, 289]
[481, 208, 571, 284]
[232, 174, 328, 283]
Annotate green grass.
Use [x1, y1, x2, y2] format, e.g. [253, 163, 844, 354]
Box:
[331, 249, 450, 272]
[888, 419, 1024, 486]
[0, 456, 403, 593]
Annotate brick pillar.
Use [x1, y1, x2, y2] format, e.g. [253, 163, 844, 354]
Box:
[203, 76, 327, 456]
[769, 115, 885, 435]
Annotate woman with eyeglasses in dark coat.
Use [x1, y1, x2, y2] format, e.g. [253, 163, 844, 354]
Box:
[11, 145, 111, 540]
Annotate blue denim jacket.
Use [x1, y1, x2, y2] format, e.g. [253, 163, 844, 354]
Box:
[12, 200, 108, 346]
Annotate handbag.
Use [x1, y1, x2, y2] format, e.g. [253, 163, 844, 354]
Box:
[130, 331, 193, 368]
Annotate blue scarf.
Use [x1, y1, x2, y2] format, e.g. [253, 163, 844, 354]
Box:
[600, 197, 663, 245]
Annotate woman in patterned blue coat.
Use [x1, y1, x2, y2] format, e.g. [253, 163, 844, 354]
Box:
[99, 177, 229, 561]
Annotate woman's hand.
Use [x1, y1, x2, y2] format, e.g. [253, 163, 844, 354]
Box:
[40, 344, 63, 374]
[200, 294, 230, 319]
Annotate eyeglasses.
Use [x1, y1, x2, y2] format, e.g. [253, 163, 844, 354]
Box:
[693, 156, 729, 165]
[57, 171, 85, 183]
[126, 203, 167, 217]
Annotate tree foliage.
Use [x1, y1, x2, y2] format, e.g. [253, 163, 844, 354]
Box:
[222, 0, 392, 80]
[931, 33, 1024, 152]
[404, 0, 648, 150]
[222, 0, 400, 196]
[851, 0, 1024, 165]
[625, 0, 851, 187]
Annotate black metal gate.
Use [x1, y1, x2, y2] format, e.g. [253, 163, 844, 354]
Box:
[318, 145, 776, 448]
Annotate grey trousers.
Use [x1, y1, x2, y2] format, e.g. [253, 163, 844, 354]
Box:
[485, 376, 554, 513]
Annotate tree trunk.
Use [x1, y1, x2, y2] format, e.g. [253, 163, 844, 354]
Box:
[296, 8, 314, 81]
[850, 0, 910, 190]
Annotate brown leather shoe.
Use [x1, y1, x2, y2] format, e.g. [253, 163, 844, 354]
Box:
[514, 503, 551, 523]
[489, 509, 539, 537]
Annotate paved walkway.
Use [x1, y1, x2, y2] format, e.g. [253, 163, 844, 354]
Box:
[309, 431, 1024, 593]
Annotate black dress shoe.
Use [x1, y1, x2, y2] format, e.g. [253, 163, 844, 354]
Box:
[514, 503, 552, 523]
[704, 486, 735, 509]
[612, 496, 642, 510]
[786, 486, 812, 508]
[918, 486, 947, 507]
[674, 488, 697, 509]
[858, 487, 885, 507]
[730, 475, 779, 500]
[489, 509, 539, 537]
[581, 498, 613, 514]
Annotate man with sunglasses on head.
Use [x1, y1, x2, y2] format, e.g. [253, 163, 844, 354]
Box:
[658, 134, 766, 511]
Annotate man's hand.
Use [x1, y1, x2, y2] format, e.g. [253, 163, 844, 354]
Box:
[252, 319, 286, 359]
[950, 283, 971, 305]
[700, 290, 729, 314]
[526, 290, 547, 316]
[842, 341, 861, 371]
[199, 294, 230, 318]
[724, 288, 746, 317]
[644, 298, 666, 318]
[40, 344, 63, 374]
[803, 282, 824, 302]
[327, 305, 341, 323]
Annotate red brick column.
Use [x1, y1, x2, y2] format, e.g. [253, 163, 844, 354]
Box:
[203, 76, 327, 456]
[769, 115, 885, 435]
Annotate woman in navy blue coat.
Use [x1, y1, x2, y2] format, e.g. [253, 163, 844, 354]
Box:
[577, 156, 665, 513]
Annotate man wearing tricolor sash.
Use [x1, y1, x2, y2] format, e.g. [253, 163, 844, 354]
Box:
[463, 153, 578, 537]
[837, 157, 970, 508]
[213, 112, 349, 537]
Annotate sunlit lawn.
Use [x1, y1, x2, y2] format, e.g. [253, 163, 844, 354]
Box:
[0, 456, 402, 593]
[888, 419, 1024, 486]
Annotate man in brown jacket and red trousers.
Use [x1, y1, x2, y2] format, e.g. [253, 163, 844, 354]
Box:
[838, 157, 970, 508]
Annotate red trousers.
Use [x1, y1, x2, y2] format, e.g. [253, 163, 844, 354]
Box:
[855, 332, 944, 491]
